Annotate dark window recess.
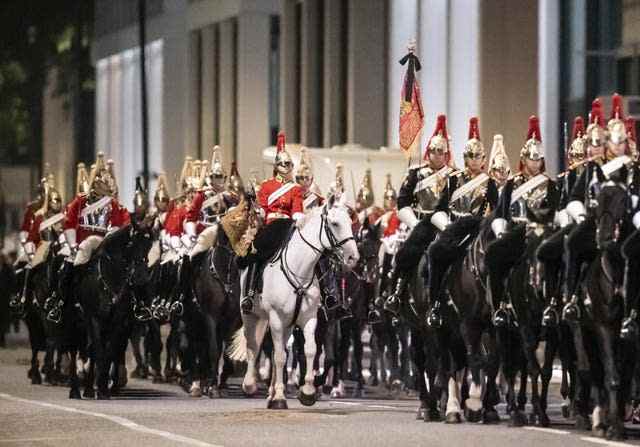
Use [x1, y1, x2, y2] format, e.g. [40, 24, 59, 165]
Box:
[270, 15, 280, 146]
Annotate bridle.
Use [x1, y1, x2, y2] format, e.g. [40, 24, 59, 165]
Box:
[297, 207, 355, 261]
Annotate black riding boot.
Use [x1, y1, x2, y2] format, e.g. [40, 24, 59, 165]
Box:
[318, 258, 339, 310]
[241, 263, 258, 314]
[50, 261, 74, 323]
[426, 258, 447, 329]
[384, 273, 406, 316]
[335, 277, 353, 321]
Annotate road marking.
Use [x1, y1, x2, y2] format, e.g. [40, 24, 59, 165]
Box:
[329, 401, 362, 406]
[0, 393, 221, 447]
[523, 427, 570, 435]
[581, 436, 637, 447]
[367, 404, 398, 410]
[0, 437, 75, 443]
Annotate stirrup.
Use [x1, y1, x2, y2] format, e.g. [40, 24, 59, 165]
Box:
[241, 296, 254, 314]
[368, 307, 382, 325]
[335, 305, 353, 321]
[134, 303, 153, 322]
[384, 294, 400, 315]
[47, 304, 63, 324]
[9, 295, 25, 317]
[492, 304, 511, 328]
[426, 301, 443, 329]
[323, 293, 340, 311]
[170, 300, 184, 317]
[621, 310, 639, 340]
[561, 296, 581, 322]
[542, 298, 560, 327]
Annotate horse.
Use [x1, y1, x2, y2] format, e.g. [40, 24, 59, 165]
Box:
[69, 225, 153, 399]
[440, 215, 501, 424]
[230, 194, 359, 409]
[181, 227, 241, 398]
[571, 181, 636, 439]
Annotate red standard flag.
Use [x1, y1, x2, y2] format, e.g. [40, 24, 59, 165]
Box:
[398, 48, 424, 158]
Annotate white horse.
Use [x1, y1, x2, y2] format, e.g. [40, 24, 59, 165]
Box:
[229, 194, 359, 409]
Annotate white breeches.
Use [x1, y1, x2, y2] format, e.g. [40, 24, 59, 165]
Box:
[189, 225, 218, 259]
[73, 236, 104, 266]
[31, 242, 51, 268]
[147, 240, 161, 267]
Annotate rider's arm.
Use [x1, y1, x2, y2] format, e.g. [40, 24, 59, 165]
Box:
[291, 185, 304, 221]
[397, 169, 419, 229]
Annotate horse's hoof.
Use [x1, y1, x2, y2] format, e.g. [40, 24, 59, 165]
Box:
[298, 391, 317, 407]
[561, 404, 570, 419]
[445, 412, 462, 424]
[593, 425, 607, 438]
[538, 412, 550, 427]
[425, 408, 442, 422]
[509, 411, 527, 427]
[575, 414, 590, 431]
[416, 406, 426, 421]
[190, 388, 202, 398]
[83, 387, 95, 399]
[31, 372, 42, 385]
[242, 382, 258, 397]
[69, 388, 81, 399]
[207, 386, 221, 399]
[96, 390, 110, 400]
[482, 409, 500, 424]
[465, 408, 482, 423]
[269, 399, 288, 410]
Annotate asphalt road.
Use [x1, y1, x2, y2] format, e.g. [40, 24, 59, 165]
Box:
[2, 325, 640, 447]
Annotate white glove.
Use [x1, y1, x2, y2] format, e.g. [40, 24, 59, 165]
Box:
[554, 209, 571, 228]
[633, 210, 640, 229]
[381, 235, 397, 254]
[64, 228, 78, 250]
[566, 200, 587, 224]
[430, 211, 450, 232]
[398, 207, 419, 230]
[107, 225, 119, 235]
[19, 231, 28, 245]
[24, 241, 36, 258]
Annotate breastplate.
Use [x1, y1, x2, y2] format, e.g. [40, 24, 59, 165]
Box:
[80, 204, 111, 232]
[510, 176, 548, 221]
[200, 193, 225, 226]
[414, 167, 447, 213]
[450, 174, 488, 218]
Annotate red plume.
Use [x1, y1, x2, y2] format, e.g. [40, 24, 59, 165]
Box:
[572, 116, 585, 139]
[626, 117, 637, 142]
[276, 131, 286, 153]
[611, 93, 624, 120]
[590, 98, 604, 126]
[230, 161, 239, 175]
[526, 115, 541, 142]
[468, 116, 480, 140]
[432, 114, 449, 139]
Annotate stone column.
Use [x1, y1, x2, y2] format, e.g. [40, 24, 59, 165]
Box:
[218, 19, 236, 167]
[186, 29, 201, 158]
[323, 0, 346, 147]
[200, 24, 218, 155]
[300, 0, 321, 147]
[539, 0, 560, 174]
[237, 11, 272, 177]
[279, 0, 299, 142]
[347, 0, 387, 149]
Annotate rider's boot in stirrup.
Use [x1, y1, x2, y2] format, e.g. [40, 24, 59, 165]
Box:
[492, 302, 511, 328]
[368, 304, 383, 325]
[426, 299, 443, 329]
[621, 310, 639, 340]
[384, 275, 405, 315]
[561, 295, 581, 323]
[241, 264, 257, 314]
[542, 297, 560, 327]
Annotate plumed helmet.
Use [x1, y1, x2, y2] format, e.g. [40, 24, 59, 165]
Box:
[425, 114, 450, 160]
[608, 93, 627, 145]
[209, 145, 226, 187]
[520, 116, 544, 161]
[586, 98, 606, 148]
[329, 162, 345, 196]
[226, 161, 244, 196]
[296, 147, 313, 181]
[463, 116, 485, 161]
[488, 134, 511, 178]
[88, 152, 116, 198]
[76, 162, 90, 197]
[178, 156, 194, 193]
[133, 176, 148, 214]
[568, 116, 587, 163]
[626, 117, 637, 159]
[383, 173, 397, 211]
[274, 131, 293, 174]
[356, 168, 374, 209]
[154, 172, 170, 207]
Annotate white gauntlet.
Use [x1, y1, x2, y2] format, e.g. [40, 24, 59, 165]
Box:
[398, 207, 419, 230]
[566, 200, 587, 224]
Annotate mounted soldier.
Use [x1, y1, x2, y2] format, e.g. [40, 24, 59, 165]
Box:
[239, 131, 304, 314]
[384, 114, 457, 315]
[423, 116, 499, 327]
[488, 134, 512, 192]
[487, 116, 559, 327]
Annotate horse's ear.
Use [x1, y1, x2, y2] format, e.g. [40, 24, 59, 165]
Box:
[327, 193, 336, 209]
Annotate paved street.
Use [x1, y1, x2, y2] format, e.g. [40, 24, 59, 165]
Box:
[2, 326, 640, 447]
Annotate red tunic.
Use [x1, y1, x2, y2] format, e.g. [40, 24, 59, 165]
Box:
[20, 204, 38, 233]
[383, 210, 400, 237]
[64, 195, 130, 243]
[258, 177, 303, 224]
[26, 214, 44, 245]
[163, 201, 188, 237]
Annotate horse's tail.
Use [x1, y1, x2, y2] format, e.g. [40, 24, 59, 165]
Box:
[226, 327, 247, 362]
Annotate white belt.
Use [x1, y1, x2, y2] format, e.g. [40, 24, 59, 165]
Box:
[267, 212, 290, 220]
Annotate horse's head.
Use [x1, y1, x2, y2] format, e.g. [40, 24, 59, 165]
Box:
[322, 194, 360, 270]
[595, 181, 628, 250]
[126, 226, 154, 287]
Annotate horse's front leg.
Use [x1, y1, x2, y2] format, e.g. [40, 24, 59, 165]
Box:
[596, 324, 624, 439]
[267, 311, 290, 409]
[298, 314, 318, 406]
[241, 314, 268, 397]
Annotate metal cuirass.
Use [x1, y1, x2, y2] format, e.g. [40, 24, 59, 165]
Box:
[414, 167, 448, 214]
[449, 173, 488, 218]
[510, 175, 548, 222]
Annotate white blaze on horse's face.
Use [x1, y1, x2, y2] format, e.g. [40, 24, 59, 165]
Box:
[325, 202, 359, 270]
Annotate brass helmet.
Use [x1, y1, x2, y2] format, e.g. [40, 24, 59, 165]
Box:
[295, 147, 313, 187]
[488, 134, 511, 180]
[329, 162, 345, 196]
[209, 145, 226, 188]
[626, 117, 638, 160]
[425, 114, 450, 161]
[178, 156, 194, 194]
[383, 174, 397, 211]
[463, 116, 485, 163]
[133, 176, 148, 215]
[106, 159, 118, 198]
[520, 116, 544, 162]
[37, 175, 62, 215]
[274, 131, 293, 176]
[568, 116, 587, 164]
[608, 93, 627, 145]
[76, 162, 90, 196]
[88, 152, 116, 199]
[356, 168, 374, 210]
[586, 98, 606, 149]
[191, 159, 205, 190]
[249, 168, 261, 195]
[226, 161, 244, 196]
[154, 173, 170, 210]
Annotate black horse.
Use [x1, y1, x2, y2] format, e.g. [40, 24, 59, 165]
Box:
[69, 225, 153, 399]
